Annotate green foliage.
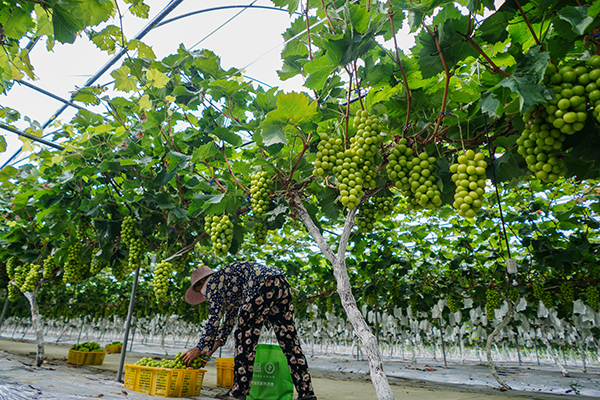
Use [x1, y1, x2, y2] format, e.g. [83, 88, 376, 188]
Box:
[0, 0, 599, 353]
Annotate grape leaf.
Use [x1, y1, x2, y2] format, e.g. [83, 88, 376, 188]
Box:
[480, 91, 501, 118]
[304, 50, 342, 90]
[496, 46, 553, 112]
[52, 5, 83, 44]
[262, 92, 318, 146]
[558, 5, 594, 35]
[211, 127, 242, 146]
[416, 16, 477, 79]
[1, 3, 34, 40]
[69, 0, 114, 27]
[271, 0, 301, 15]
[491, 149, 524, 183]
[146, 68, 170, 89]
[590, 0, 600, 18]
[111, 65, 138, 92]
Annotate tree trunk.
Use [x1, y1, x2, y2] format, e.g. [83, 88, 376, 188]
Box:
[22, 287, 44, 367]
[289, 193, 394, 400]
[485, 300, 516, 390]
[540, 328, 569, 377]
[578, 341, 587, 373]
[0, 290, 10, 330]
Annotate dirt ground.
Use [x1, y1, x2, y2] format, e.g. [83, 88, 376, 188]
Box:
[0, 338, 597, 400]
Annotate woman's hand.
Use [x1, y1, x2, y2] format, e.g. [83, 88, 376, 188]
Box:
[181, 347, 204, 367]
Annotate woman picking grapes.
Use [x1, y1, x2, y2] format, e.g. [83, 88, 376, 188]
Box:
[180, 262, 317, 400]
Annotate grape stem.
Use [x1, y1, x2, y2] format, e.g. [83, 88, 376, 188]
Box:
[221, 144, 250, 194]
[422, 23, 451, 141]
[387, 2, 413, 129]
[457, 30, 510, 78]
[320, 0, 336, 31]
[288, 131, 312, 187]
[514, 0, 545, 51]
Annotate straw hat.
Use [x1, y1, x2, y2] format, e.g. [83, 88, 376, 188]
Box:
[185, 266, 215, 305]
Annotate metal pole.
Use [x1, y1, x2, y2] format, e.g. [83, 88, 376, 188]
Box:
[116, 266, 140, 382]
[0, 290, 10, 330]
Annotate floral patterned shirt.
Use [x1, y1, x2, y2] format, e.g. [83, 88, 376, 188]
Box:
[196, 261, 284, 352]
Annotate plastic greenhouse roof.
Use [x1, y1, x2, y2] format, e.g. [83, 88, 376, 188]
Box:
[0, 0, 308, 168]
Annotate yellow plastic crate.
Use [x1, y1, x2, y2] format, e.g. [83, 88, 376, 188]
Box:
[216, 357, 235, 388]
[105, 344, 123, 353]
[67, 349, 106, 365]
[123, 364, 206, 397]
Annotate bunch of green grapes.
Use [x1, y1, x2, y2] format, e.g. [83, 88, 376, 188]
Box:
[406, 152, 442, 210]
[364, 291, 378, 308]
[351, 110, 382, 160]
[545, 64, 589, 135]
[89, 257, 104, 276]
[173, 253, 190, 274]
[560, 281, 574, 304]
[6, 256, 18, 280]
[350, 110, 382, 190]
[587, 55, 600, 122]
[8, 284, 20, 302]
[450, 149, 487, 218]
[127, 237, 144, 268]
[532, 281, 553, 308]
[205, 214, 234, 257]
[121, 215, 136, 243]
[120, 216, 144, 268]
[314, 133, 343, 177]
[485, 288, 501, 319]
[409, 295, 418, 317]
[386, 138, 413, 191]
[43, 256, 55, 279]
[334, 148, 365, 210]
[77, 217, 90, 240]
[325, 297, 333, 313]
[447, 294, 461, 313]
[250, 171, 273, 217]
[508, 287, 520, 303]
[63, 241, 85, 283]
[111, 261, 128, 281]
[253, 222, 267, 245]
[517, 106, 567, 182]
[587, 286, 599, 311]
[374, 196, 394, 215]
[153, 260, 172, 302]
[20, 264, 41, 293]
[356, 199, 377, 233]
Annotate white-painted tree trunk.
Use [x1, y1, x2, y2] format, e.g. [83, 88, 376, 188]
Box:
[485, 299, 517, 390]
[578, 341, 587, 373]
[22, 286, 44, 367]
[540, 328, 569, 377]
[289, 193, 394, 400]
